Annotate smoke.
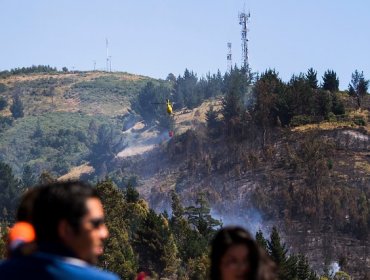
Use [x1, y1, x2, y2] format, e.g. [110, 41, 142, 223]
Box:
[242, 85, 255, 109]
[117, 121, 172, 158]
[328, 261, 340, 278]
[211, 207, 270, 238]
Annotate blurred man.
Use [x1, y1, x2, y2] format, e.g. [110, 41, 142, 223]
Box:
[0, 181, 119, 280]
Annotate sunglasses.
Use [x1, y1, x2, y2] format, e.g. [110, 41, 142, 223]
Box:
[88, 218, 105, 229]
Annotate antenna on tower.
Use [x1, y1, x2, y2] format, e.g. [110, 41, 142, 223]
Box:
[238, 4, 250, 75]
[227, 42, 232, 72]
[106, 38, 109, 72]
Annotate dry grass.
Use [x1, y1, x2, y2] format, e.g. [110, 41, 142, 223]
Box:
[174, 98, 222, 133]
[292, 121, 354, 132]
[58, 163, 94, 181]
[1, 71, 146, 117]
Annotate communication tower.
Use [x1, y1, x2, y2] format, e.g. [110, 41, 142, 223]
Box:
[239, 8, 250, 72]
[227, 42, 232, 72]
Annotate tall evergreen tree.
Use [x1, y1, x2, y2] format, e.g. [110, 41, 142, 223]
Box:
[96, 180, 138, 279]
[222, 68, 248, 124]
[267, 226, 294, 279]
[88, 124, 125, 177]
[297, 254, 310, 280]
[133, 209, 179, 278]
[306, 68, 318, 89]
[10, 94, 24, 119]
[0, 223, 8, 259]
[253, 69, 285, 143]
[169, 191, 207, 263]
[124, 182, 140, 203]
[255, 229, 268, 251]
[0, 161, 22, 222]
[206, 106, 221, 138]
[184, 192, 222, 239]
[0, 96, 7, 111]
[174, 69, 198, 109]
[348, 70, 369, 108]
[322, 70, 339, 92]
[22, 164, 37, 188]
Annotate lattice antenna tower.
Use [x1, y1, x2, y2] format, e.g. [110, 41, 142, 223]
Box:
[238, 5, 250, 72]
[227, 42, 232, 72]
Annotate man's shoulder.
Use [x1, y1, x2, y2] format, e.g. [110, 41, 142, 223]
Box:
[56, 258, 120, 280]
[0, 255, 53, 279]
[0, 254, 120, 280]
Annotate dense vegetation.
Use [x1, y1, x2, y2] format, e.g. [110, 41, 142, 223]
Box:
[1, 178, 345, 279]
[0, 65, 369, 278]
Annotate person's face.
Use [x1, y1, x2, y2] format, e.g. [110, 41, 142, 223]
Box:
[220, 244, 250, 280]
[65, 198, 109, 264]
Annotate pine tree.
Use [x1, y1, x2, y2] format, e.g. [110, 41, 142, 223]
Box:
[22, 165, 37, 188]
[322, 70, 339, 92]
[255, 229, 268, 251]
[10, 94, 24, 119]
[348, 70, 369, 108]
[184, 192, 222, 239]
[174, 69, 198, 109]
[169, 191, 207, 262]
[0, 161, 22, 222]
[124, 183, 140, 203]
[0, 223, 8, 259]
[253, 69, 283, 145]
[0, 96, 7, 111]
[133, 209, 179, 278]
[32, 120, 44, 138]
[297, 254, 311, 280]
[88, 124, 125, 176]
[306, 68, 318, 89]
[222, 72, 244, 124]
[206, 106, 220, 138]
[96, 180, 138, 279]
[267, 226, 291, 279]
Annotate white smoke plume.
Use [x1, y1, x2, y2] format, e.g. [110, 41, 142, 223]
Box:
[211, 207, 270, 238]
[328, 261, 340, 278]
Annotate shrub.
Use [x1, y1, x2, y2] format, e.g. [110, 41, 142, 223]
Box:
[327, 112, 336, 122]
[353, 116, 366, 126]
[0, 97, 7, 110]
[0, 83, 6, 93]
[290, 115, 314, 126]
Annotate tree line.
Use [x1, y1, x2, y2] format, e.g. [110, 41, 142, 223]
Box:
[1, 177, 349, 279]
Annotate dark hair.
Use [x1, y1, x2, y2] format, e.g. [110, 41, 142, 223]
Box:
[210, 226, 260, 280]
[17, 186, 45, 222]
[32, 181, 99, 242]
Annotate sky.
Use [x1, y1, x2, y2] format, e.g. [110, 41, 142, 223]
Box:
[1, 0, 370, 90]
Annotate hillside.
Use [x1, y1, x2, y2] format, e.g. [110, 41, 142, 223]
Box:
[0, 69, 370, 278]
[0, 71, 157, 175]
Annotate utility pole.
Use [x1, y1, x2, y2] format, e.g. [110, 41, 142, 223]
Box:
[106, 38, 109, 72]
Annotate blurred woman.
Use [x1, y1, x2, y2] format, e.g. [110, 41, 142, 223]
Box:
[210, 226, 260, 280]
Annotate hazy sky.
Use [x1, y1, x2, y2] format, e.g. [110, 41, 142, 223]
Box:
[1, 0, 369, 89]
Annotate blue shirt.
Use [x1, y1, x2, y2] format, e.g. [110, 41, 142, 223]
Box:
[0, 252, 120, 280]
